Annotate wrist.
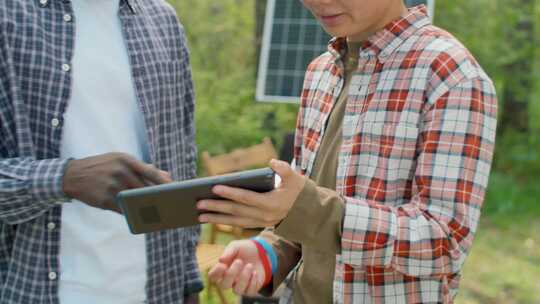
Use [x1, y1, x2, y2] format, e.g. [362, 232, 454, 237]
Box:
[251, 240, 272, 286]
[61, 159, 79, 199]
[252, 237, 277, 274]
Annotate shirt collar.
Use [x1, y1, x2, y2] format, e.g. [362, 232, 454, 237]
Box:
[46, 0, 140, 14]
[122, 0, 140, 14]
[328, 5, 431, 62]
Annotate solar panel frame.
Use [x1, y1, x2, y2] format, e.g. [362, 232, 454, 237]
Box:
[256, 0, 435, 103]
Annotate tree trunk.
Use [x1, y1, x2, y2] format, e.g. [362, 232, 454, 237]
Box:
[499, 0, 534, 133]
[529, 0, 540, 134]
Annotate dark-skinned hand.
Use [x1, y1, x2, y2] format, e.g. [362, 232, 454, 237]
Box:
[62, 152, 172, 213]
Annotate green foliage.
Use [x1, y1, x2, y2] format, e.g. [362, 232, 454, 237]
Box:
[492, 130, 540, 180]
[436, 0, 540, 182]
[170, 0, 297, 165]
[436, 0, 536, 105]
[483, 171, 540, 216]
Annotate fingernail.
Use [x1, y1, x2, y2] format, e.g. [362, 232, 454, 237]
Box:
[199, 216, 207, 223]
[213, 186, 223, 194]
[197, 201, 206, 209]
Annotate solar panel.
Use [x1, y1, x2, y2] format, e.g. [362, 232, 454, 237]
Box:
[256, 0, 435, 103]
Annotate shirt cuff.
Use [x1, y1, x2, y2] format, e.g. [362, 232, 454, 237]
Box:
[184, 281, 204, 295]
[29, 158, 72, 204]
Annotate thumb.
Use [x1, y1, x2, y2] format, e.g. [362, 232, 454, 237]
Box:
[269, 159, 295, 183]
[219, 242, 240, 265]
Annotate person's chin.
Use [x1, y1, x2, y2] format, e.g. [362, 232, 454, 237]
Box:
[319, 20, 357, 38]
[320, 25, 349, 39]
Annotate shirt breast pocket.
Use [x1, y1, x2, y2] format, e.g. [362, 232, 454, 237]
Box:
[352, 122, 419, 188]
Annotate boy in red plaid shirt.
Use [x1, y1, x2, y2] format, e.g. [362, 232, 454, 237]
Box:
[199, 1, 497, 303]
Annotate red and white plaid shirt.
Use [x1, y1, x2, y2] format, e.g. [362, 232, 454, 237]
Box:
[286, 6, 497, 303]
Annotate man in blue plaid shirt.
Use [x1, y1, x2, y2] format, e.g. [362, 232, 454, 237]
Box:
[0, 0, 201, 303]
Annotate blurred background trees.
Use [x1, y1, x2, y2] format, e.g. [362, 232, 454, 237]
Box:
[171, 0, 297, 158]
[437, 0, 540, 181]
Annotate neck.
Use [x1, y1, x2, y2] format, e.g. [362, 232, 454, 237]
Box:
[347, 3, 408, 43]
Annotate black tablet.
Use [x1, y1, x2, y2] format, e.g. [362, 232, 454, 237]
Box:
[116, 167, 276, 234]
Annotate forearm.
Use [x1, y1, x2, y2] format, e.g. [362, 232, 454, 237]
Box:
[274, 179, 345, 255]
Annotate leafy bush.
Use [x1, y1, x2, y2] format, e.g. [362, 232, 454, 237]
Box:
[436, 0, 540, 182]
[171, 0, 298, 166]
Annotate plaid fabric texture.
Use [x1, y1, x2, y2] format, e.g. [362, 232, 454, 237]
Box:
[0, 0, 201, 303]
[284, 6, 497, 303]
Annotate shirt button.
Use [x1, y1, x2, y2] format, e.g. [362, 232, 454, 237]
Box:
[48, 271, 57, 280]
[39, 0, 48, 6]
[63, 14, 72, 22]
[47, 222, 56, 230]
[61, 63, 71, 72]
[51, 118, 60, 127]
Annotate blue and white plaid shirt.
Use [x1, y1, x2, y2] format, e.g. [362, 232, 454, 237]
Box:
[0, 0, 201, 303]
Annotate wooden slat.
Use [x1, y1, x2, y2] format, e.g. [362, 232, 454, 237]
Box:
[196, 244, 226, 272]
[202, 137, 278, 176]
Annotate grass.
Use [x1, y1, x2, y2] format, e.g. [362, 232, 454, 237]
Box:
[456, 216, 540, 304]
[200, 172, 540, 303]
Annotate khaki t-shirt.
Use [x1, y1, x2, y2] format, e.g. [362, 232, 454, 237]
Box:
[290, 41, 362, 304]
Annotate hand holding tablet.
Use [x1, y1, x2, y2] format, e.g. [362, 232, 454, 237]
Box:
[116, 168, 276, 234]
